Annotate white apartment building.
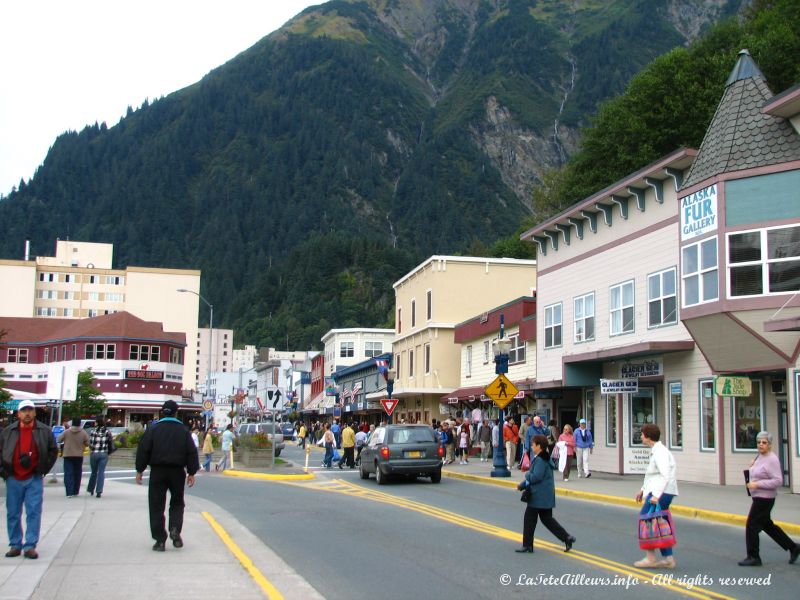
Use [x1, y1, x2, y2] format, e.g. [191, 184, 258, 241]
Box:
[196, 327, 234, 396]
[232, 345, 258, 371]
[0, 239, 201, 391]
[321, 328, 395, 376]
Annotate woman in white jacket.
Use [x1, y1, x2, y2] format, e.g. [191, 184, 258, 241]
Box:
[633, 423, 678, 569]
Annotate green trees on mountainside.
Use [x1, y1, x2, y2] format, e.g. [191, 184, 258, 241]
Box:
[534, 0, 800, 215]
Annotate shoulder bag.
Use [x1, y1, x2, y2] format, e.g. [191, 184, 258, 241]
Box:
[638, 504, 676, 550]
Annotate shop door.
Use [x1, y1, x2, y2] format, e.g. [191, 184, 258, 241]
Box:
[559, 409, 578, 431]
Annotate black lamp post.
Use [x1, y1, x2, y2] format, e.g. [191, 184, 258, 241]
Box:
[386, 369, 396, 424]
[490, 315, 512, 478]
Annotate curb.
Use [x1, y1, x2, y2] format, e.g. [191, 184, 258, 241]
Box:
[442, 470, 800, 536]
[223, 469, 316, 481]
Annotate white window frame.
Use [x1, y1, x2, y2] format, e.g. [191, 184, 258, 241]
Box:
[648, 267, 678, 328]
[508, 333, 525, 364]
[730, 380, 764, 453]
[574, 292, 595, 343]
[699, 379, 716, 452]
[364, 341, 383, 358]
[483, 340, 490, 364]
[426, 290, 432, 321]
[727, 224, 800, 298]
[465, 345, 472, 377]
[682, 237, 718, 307]
[340, 341, 354, 358]
[609, 280, 635, 336]
[667, 380, 683, 450]
[605, 393, 617, 446]
[544, 303, 562, 349]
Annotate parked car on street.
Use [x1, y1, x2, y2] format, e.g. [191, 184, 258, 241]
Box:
[235, 422, 286, 456]
[279, 422, 295, 438]
[359, 424, 443, 484]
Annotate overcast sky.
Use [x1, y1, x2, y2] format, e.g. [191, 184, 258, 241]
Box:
[0, 0, 326, 197]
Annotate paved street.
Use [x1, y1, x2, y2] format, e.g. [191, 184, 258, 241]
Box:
[1, 443, 798, 600]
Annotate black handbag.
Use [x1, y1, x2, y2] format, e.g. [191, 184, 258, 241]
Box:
[106, 431, 117, 455]
[520, 487, 531, 503]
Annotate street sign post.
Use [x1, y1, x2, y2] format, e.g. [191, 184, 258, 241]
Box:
[484, 374, 518, 409]
[202, 399, 213, 411]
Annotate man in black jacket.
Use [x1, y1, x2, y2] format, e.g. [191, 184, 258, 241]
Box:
[0, 400, 58, 559]
[135, 400, 200, 551]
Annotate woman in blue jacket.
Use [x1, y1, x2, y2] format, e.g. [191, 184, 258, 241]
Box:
[515, 434, 576, 553]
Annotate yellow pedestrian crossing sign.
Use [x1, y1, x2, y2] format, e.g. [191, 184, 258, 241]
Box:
[485, 374, 518, 409]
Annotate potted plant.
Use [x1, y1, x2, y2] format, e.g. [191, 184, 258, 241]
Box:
[237, 432, 274, 467]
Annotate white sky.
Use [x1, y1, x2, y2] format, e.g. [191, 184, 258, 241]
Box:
[0, 0, 326, 196]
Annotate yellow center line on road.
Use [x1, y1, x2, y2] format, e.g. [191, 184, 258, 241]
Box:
[281, 479, 735, 600]
[202, 511, 285, 600]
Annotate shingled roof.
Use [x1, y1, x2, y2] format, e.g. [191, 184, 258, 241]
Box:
[0, 311, 185, 346]
[682, 49, 800, 190]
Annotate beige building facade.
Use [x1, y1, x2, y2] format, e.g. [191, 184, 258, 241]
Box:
[521, 52, 800, 491]
[321, 328, 395, 378]
[387, 256, 536, 424]
[0, 240, 201, 391]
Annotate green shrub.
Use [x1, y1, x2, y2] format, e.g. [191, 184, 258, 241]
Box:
[237, 432, 273, 450]
[118, 429, 145, 448]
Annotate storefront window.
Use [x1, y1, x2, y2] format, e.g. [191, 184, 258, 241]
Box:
[669, 381, 682, 449]
[700, 379, 715, 450]
[731, 380, 763, 451]
[630, 388, 654, 446]
[606, 394, 617, 446]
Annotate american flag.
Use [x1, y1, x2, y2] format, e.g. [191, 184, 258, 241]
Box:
[375, 359, 389, 379]
[352, 381, 363, 396]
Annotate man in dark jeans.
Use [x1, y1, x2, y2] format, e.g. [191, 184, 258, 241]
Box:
[135, 400, 200, 551]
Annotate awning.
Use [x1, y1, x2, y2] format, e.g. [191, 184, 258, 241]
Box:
[302, 393, 325, 413]
[440, 385, 488, 403]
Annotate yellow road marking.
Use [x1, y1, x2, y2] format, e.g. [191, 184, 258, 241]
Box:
[202, 512, 285, 600]
[282, 478, 735, 600]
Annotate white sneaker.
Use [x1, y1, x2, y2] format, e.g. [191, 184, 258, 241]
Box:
[564, 478, 569, 482]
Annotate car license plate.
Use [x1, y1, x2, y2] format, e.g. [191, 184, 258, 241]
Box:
[405, 450, 422, 458]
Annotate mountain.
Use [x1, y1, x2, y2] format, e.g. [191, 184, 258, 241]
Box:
[0, 0, 746, 348]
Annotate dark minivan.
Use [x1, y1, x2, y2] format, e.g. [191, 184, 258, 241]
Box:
[359, 424, 443, 484]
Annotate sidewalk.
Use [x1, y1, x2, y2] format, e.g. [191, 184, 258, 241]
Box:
[0, 476, 323, 600]
[439, 455, 800, 534]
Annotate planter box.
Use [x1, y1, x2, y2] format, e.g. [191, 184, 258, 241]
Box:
[108, 447, 137, 468]
[240, 448, 275, 468]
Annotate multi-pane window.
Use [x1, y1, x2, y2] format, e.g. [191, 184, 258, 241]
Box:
[544, 303, 562, 348]
[86, 344, 115, 360]
[424, 343, 431, 374]
[465, 345, 472, 377]
[508, 334, 525, 364]
[610, 280, 634, 335]
[728, 225, 800, 297]
[71, 344, 77, 360]
[574, 293, 595, 342]
[426, 290, 432, 320]
[36, 307, 57, 316]
[648, 268, 677, 327]
[169, 348, 181, 364]
[7, 348, 29, 363]
[38, 272, 55, 282]
[44, 348, 49, 363]
[364, 341, 383, 358]
[606, 394, 617, 446]
[700, 380, 715, 451]
[483, 340, 490, 363]
[682, 237, 718, 306]
[36, 290, 56, 299]
[340, 341, 354, 358]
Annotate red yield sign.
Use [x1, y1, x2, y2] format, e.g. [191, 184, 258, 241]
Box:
[381, 399, 399, 416]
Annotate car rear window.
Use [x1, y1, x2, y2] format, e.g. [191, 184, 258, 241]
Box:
[390, 427, 435, 444]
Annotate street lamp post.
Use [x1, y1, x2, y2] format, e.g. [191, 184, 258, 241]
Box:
[177, 288, 213, 430]
[386, 369, 396, 424]
[491, 315, 512, 478]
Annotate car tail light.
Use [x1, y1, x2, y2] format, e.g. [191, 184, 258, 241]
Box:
[437, 445, 444, 458]
[380, 445, 390, 459]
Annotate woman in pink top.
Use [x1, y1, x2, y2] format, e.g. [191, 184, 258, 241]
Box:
[738, 431, 800, 566]
[558, 425, 576, 481]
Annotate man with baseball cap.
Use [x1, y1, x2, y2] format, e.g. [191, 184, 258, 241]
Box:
[135, 400, 200, 551]
[0, 400, 58, 559]
[575, 418, 594, 478]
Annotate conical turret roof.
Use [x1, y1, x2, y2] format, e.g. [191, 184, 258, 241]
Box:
[682, 49, 800, 189]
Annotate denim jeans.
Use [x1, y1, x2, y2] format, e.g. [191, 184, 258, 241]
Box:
[88, 452, 109, 495]
[5, 476, 44, 550]
[63, 456, 84, 496]
[203, 453, 213, 472]
[641, 492, 675, 557]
